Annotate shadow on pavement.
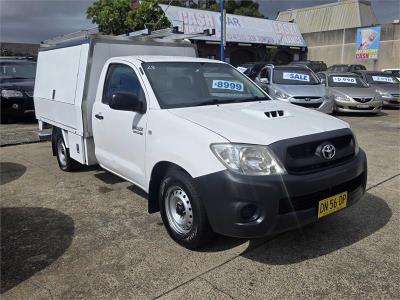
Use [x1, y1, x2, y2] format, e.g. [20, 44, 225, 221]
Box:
[0, 162, 27, 185]
[1, 207, 74, 293]
[94, 170, 126, 184]
[241, 193, 391, 265]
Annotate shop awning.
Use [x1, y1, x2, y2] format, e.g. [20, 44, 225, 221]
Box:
[160, 5, 307, 47]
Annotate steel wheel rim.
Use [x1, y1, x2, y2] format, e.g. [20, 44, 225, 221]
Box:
[57, 138, 67, 166]
[165, 186, 193, 235]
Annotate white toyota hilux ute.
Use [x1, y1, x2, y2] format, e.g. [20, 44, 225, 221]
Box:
[34, 41, 367, 249]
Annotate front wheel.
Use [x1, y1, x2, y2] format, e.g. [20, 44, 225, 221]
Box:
[159, 169, 215, 249]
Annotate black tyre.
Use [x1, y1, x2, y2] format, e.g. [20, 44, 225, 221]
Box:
[159, 169, 215, 249]
[55, 134, 79, 172]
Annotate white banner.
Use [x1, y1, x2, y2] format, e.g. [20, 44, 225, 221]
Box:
[160, 5, 306, 47]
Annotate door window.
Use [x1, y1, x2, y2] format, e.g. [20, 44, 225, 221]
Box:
[103, 64, 145, 105]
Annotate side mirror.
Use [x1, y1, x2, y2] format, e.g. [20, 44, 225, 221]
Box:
[259, 77, 269, 84]
[319, 77, 326, 85]
[109, 92, 146, 113]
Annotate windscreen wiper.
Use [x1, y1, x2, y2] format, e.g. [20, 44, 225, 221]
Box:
[194, 98, 237, 107]
[235, 96, 270, 102]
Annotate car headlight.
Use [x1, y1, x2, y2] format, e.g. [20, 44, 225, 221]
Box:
[1, 89, 24, 98]
[334, 95, 351, 101]
[274, 90, 291, 100]
[376, 89, 392, 98]
[210, 143, 286, 176]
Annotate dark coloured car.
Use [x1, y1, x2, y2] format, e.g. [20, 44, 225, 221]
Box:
[327, 64, 366, 73]
[289, 60, 327, 73]
[354, 70, 400, 107]
[0, 58, 36, 123]
[236, 62, 268, 80]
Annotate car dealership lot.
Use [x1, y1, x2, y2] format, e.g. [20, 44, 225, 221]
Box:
[1, 110, 399, 299]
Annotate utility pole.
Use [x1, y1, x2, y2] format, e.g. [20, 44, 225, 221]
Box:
[220, 0, 225, 61]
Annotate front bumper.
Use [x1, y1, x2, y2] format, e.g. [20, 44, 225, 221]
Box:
[195, 149, 367, 238]
[335, 99, 382, 113]
[1, 97, 35, 116]
[290, 99, 334, 114]
[381, 97, 400, 107]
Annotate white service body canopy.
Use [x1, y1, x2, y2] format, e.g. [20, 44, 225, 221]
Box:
[160, 4, 307, 47]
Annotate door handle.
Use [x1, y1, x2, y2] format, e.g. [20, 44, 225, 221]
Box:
[95, 113, 104, 120]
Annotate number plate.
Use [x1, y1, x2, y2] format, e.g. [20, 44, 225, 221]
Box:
[356, 104, 370, 108]
[318, 191, 348, 219]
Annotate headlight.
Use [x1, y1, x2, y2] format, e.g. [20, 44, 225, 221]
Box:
[1, 89, 24, 98]
[376, 90, 392, 98]
[210, 143, 286, 176]
[334, 95, 350, 101]
[274, 90, 291, 100]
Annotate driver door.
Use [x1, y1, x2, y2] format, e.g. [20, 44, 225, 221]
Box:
[92, 62, 148, 188]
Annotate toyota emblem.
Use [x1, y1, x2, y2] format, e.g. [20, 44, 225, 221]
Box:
[316, 143, 336, 160]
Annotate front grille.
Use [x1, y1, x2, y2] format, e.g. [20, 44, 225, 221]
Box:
[285, 134, 355, 174]
[24, 91, 33, 97]
[292, 96, 321, 100]
[278, 172, 365, 214]
[391, 93, 400, 98]
[353, 97, 373, 103]
[348, 106, 375, 110]
[292, 102, 322, 108]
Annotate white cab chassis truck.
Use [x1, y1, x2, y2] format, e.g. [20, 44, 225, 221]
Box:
[34, 35, 367, 249]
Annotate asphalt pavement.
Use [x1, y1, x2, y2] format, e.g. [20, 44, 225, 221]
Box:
[0, 110, 399, 299]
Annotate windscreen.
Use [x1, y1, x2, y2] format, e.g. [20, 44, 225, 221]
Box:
[0, 61, 36, 79]
[143, 62, 268, 109]
[328, 75, 368, 88]
[272, 68, 319, 85]
[365, 73, 399, 85]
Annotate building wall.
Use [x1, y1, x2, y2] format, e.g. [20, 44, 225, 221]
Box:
[303, 23, 400, 70]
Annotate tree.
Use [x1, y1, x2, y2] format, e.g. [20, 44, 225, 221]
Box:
[87, 0, 171, 35]
[126, 0, 171, 31]
[208, 0, 263, 18]
[87, 0, 132, 35]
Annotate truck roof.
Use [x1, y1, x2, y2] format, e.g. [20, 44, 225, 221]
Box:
[117, 55, 224, 64]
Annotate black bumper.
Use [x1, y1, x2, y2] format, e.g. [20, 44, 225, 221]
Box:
[194, 149, 367, 238]
[1, 97, 35, 116]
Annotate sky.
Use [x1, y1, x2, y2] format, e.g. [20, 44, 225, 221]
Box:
[1, 0, 399, 43]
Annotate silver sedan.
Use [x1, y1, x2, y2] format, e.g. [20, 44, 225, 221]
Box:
[317, 72, 383, 114]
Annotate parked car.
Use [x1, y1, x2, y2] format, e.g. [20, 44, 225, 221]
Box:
[34, 35, 367, 249]
[0, 57, 36, 123]
[327, 64, 366, 73]
[353, 70, 400, 107]
[236, 62, 268, 80]
[254, 64, 334, 114]
[288, 60, 327, 73]
[382, 68, 400, 81]
[317, 72, 383, 114]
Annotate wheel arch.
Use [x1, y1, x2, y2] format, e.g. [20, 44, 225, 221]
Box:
[147, 161, 191, 214]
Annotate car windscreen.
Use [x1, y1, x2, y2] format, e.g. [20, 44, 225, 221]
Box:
[329, 65, 349, 72]
[272, 68, 319, 85]
[142, 62, 268, 109]
[328, 75, 368, 88]
[0, 61, 36, 79]
[365, 74, 399, 85]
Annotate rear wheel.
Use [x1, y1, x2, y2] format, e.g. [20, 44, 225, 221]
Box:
[55, 134, 78, 171]
[159, 169, 215, 249]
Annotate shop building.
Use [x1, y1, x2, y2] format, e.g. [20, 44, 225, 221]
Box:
[160, 5, 307, 66]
